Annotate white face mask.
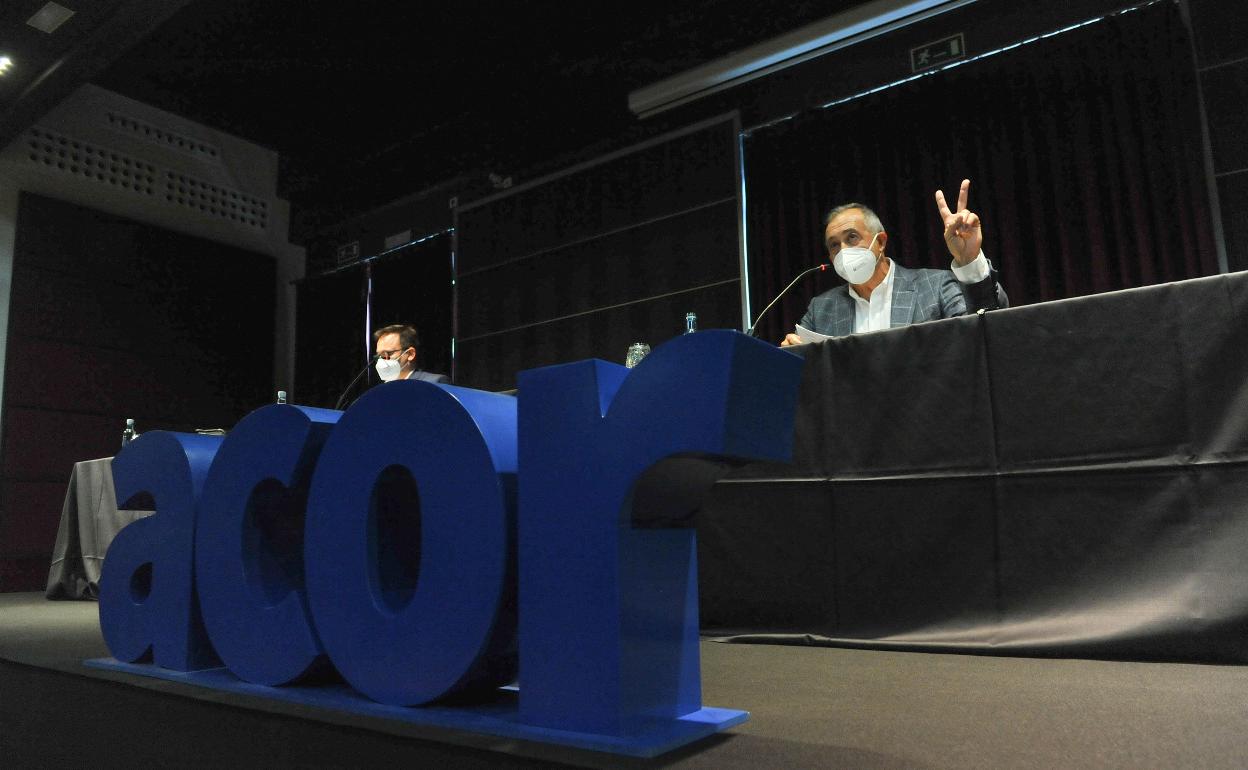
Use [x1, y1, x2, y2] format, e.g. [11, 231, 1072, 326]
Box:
[375, 356, 403, 382]
[832, 232, 881, 285]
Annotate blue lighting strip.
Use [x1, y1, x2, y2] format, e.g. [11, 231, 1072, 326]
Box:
[372, 227, 454, 261]
[737, 129, 753, 332]
[816, 0, 1164, 112]
[743, 0, 1165, 136]
[450, 215, 460, 381]
[302, 227, 455, 283]
[364, 271, 373, 363]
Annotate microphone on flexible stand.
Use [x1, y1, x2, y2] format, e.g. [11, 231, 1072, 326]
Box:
[334, 354, 381, 411]
[747, 264, 829, 338]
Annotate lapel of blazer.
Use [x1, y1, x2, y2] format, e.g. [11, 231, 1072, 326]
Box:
[831, 289, 855, 336]
[890, 263, 917, 328]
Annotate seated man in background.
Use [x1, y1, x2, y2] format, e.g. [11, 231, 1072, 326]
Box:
[373, 324, 449, 383]
[781, 179, 1007, 345]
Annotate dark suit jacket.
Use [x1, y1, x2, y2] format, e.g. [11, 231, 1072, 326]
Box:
[353, 369, 450, 409]
[405, 369, 450, 384]
[799, 262, 1007, 337]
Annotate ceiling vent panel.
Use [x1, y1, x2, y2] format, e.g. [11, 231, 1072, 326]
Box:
[24, 127, 157, 196]
[3, 85, 288, 251]
[21, 128, 267, 231]
[106, 111, 221, 162]
[164, 171, 268, 230]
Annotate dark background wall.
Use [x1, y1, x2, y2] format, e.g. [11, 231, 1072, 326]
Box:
[294, 233, 452, 409]
[299, 0, 1233, 390]
[1190, 0, 1248, 272]
[301, 0, 1149, 269]
[743, 1, 1220, 342]
[0, 192, 274, 589]
[453, 118, 741, 390]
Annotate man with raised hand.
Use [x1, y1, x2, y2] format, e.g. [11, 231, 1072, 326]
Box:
[781, 179, 1007, 346]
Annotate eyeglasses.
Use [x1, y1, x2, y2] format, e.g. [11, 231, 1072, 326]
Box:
[377, 348, 410, 361]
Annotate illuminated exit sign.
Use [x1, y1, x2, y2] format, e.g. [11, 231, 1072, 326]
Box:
[911, 33, 965, 72]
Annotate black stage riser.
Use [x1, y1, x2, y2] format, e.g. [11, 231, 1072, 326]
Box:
[699, 271, 1248, 663]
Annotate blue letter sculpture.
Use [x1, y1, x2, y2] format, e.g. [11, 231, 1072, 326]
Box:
[94, 331, 804, 757]
[517, 330, 803, 739]
[195, 404, 340, 685]
[99, 431, 224, 670]
[304, 381, 518, 705]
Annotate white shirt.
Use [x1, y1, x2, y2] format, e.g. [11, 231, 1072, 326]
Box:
[847, 257, 896, 334]
[847, 252, 991, 334]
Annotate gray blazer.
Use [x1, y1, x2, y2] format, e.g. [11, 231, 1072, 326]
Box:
[799, 262, 1007, 337]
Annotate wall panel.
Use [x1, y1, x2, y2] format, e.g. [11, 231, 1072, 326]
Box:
[293, 232, 453, 409]
[0, 192, 274, 591]
[455, 280, 742, 393]
[0, 481, 64, 554]
[454, 115, 744, 390]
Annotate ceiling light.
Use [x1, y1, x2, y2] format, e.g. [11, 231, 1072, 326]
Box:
[27, 2, 76, 34]
[0, 56, 14, 75]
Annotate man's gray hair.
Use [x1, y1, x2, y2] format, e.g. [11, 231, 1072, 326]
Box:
[823, 202, 885, 235]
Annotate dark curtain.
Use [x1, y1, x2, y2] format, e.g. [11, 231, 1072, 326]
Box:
[453, 120, 739, 391]
[2, 192, 275, 590]
[370, 234, 453, 378]
[294, 267, 368, 408]
[745, 1, 1218, 344]
[295, 234, 453, 408]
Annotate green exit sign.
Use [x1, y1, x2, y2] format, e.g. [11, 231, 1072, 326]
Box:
[911, 33, 966, 72]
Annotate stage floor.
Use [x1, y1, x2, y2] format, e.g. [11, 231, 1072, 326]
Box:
[2, 592, 1247, 769]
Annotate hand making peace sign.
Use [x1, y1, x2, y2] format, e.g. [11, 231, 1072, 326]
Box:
[934, 178, 982, 266]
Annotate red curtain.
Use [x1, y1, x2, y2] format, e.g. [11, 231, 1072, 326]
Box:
[745, 1, 1218, 343]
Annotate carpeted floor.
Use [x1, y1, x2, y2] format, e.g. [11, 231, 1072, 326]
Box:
[2, 592, 1247, 769]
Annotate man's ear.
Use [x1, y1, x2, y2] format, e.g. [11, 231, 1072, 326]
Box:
[875, 231, 888, 255]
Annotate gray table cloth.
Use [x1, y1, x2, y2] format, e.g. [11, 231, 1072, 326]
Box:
[45, 457, 152, 600]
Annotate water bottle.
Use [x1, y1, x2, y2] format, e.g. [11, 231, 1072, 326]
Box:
[277, 390, 287, 404]
[685, 312, 697, 334]
[121, 418, 136, 449]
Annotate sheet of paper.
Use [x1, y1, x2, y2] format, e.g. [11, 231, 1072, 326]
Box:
[795, 324, 833, 344]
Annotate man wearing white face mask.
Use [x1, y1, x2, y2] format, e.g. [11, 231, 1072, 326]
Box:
[372, 324, 449, 384]
[780, 179, 1007, 346]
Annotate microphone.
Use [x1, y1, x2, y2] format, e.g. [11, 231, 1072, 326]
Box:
[747, 264, 829, 338]
[333, 354, 381, 411]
